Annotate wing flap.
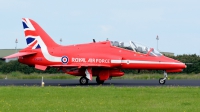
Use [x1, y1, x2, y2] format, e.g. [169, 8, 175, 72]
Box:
[3, 52, 37, 59]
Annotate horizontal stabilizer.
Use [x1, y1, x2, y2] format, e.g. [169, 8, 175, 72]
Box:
[3, 52, 37, 59]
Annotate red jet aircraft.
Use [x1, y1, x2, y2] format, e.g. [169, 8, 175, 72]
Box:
[4, 18, 186, 85]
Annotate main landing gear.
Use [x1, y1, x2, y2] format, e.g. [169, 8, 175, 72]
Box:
[96, 76, 104, 84]
[159, 71, 168, 85]
[79, 76, 88, 85]
[79, 76, 105, 85]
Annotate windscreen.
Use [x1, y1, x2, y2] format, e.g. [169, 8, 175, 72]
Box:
[111, 41, 162, 57]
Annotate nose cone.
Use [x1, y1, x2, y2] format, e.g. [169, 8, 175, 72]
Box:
[172, 60, 187, 69]
[178, 61, 187, 69]
[162, 56, 187, 69]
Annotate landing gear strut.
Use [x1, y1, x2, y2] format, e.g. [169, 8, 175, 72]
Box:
[79, 76, 88, 85]
[96, 76, 104, 84]
[159, 71, 168, 85]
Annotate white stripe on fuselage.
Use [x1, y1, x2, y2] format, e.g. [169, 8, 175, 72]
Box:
[36, 36, 61, 62]
[111, 60, 182, 65]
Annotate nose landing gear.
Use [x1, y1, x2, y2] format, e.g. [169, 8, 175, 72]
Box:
[159, 71, 168, 85]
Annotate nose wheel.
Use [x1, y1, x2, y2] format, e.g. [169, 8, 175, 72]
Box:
[159, 78, 166, 84]
[159, 71, 167, 85]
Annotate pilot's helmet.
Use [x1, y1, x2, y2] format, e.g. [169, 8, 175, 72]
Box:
[119, 42, 124, 47]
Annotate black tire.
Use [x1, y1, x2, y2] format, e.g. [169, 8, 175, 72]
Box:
[79, 76, 88, 85]
[159, 78, 165, 85]
[96, 76, 104, 84]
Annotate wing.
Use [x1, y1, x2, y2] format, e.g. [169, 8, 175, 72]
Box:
[49, 64, 112, 68]
[34, 64, 113, 71]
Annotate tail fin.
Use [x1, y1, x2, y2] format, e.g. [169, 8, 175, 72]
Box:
[22, 18, 58, 49]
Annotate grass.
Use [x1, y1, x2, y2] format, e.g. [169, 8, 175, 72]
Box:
[0, 86, 199, 112]
[1, 71, 200, 80]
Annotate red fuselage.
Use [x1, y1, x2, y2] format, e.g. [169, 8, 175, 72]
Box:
[19, 41, 186, 77]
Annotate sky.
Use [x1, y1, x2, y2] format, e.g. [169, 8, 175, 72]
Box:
[0, 0, 200, 55]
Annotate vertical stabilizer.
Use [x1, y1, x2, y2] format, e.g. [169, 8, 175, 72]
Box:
[22, 18, 58, 49]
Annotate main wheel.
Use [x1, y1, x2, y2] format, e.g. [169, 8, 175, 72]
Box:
[159, 78, 165, 85]
[96, 76, 104, 84]
[79, 76, 88, 85]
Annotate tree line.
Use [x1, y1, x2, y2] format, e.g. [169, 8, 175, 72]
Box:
[0, 59, 58, 74]
[0, 54, 200, 74]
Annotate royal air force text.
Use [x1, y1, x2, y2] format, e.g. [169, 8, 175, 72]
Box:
[72, 58, 110, 63]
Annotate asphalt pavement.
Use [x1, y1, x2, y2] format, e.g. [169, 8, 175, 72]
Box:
[0, 79, 199, 86]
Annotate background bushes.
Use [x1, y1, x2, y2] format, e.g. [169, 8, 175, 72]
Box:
[0, 59, 58, 74]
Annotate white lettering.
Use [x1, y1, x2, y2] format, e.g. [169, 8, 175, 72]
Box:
[72, 58, 86, 62]
[72, 58, 110, 63]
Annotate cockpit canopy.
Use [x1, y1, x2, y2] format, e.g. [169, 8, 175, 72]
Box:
[111, 41, 162, 57]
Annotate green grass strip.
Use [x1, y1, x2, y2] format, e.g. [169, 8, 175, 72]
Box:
[0, 86, 200, 112]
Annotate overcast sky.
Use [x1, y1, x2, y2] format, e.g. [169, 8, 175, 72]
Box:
[0, 0, 200, 55]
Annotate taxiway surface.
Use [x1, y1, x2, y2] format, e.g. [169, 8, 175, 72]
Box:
[0, 79, 199, 86]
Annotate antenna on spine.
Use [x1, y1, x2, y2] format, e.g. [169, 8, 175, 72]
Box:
[93, 39, 96, 43]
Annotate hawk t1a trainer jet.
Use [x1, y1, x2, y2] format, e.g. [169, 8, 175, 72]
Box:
[4, 18, 186, 85]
